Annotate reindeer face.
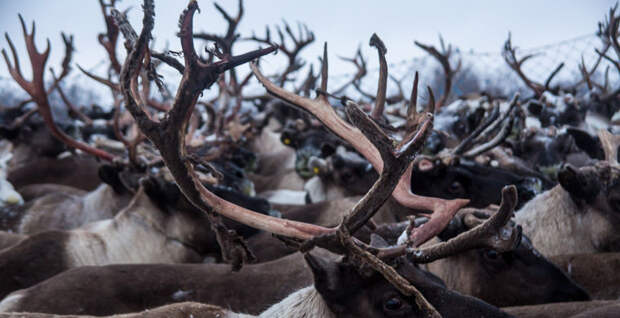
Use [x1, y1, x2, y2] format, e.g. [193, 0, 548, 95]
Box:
[411, 158, 541, 208]
[472, 235, 589, 306]
[281, 129, 338, 179]
[559, 163, 620, 251]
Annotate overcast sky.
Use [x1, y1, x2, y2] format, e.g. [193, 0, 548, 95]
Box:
[0, 1, 616, 87]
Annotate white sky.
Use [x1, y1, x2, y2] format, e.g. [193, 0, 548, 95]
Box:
[0, 1, 617, 88]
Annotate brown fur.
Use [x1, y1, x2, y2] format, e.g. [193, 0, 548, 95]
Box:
[0, 232, 24, 251]
[551, 253, 620, 300]
[0, 302, 246, 318]
[515, 184, 620, 256]
[422, 235, 589, 307]
[503, 300, 617, 318]
[0, 188, 213, 299]
[16, 184, 131, 234]
[8, 156, 101, 191]
[0, 251, 335, 315]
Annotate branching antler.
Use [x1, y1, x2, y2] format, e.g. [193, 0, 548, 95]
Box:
[2, 14, 116, 162]
[502, 34, 565, 97]
[252, 36, 469, 248]
[415, 36, 462, 108]
[120, 0, 280, 267]
[98, 0, 122, 74]
[248, 21, 315, 86]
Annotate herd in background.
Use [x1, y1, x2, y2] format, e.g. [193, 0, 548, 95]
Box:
[0, 0, 619, 317]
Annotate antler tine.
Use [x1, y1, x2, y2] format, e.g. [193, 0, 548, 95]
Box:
[344, 101, 433, 234]
[3, 14, 116, 162]
[77, 64, 121, 92]
[462, 110, 516, 159]
[319, 42, 329, 103]
[452, 104, 501, 156]
[472, 93, 519, 144]
[377, 186, 520, 263]
[97, 0, 121, 74]
[543, 62, 564, 91]
[50, 69, 94, 125]
[370, 33, 388, 120]
[598, 129, 620, 164]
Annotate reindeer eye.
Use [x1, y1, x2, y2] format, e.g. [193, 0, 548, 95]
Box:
[609, 198, 620, 212]
[384, 296, 403, 311]
[484, 249, 499, 260]
[448, 181, 464, 195]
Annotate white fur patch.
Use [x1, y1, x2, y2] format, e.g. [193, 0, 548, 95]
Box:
[0, 292, 23, 312]
[260, 286, 336, 318]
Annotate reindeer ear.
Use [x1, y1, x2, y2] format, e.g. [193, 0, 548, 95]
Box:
[141, 177, 181, 212]
[98, 165, 126, 194]
[305, 253, 344, 296]
[558, 164, 600, 204]
[370, 233, 390, 248]
[567, 128, 604, 160]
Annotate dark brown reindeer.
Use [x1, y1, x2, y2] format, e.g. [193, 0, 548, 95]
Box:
[420, 209, 589, 307]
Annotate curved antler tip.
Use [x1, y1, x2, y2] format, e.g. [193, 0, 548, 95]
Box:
[501, 185, 518, 204]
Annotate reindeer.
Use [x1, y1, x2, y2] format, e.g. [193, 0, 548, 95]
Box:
[515, 130, 620, 256]
[419, 209, 589, 307]
[6, 166, 134, 234]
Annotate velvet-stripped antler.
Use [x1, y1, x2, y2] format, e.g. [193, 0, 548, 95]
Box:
[252, 38, 469, 248]
[2, 14, 116, 162]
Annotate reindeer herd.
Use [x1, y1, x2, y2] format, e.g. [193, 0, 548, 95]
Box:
[0, 0, 619, 317]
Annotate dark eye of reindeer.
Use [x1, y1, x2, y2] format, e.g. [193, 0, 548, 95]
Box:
[483, 249, 499, 260]
[384, 296, 403, 311]
[448, 181, 465, 195]
[609, 198, 620, 213]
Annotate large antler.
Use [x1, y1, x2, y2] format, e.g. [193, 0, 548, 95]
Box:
[252, 36, 469, 248]
[2, 15, 116, 162]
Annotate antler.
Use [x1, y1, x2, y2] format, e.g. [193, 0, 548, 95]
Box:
[2, 15, 116, 162]
[97, 0, 122, 74]
[375, 185, 521, 262]
[252, 36, 469, 248]
[502, 34, 564, 97]
[248, 21, 315, 86]
[595, 4, 620, 102]
[450, 93, 519, 160]
[598, 129, 620, 165]
[415, 36, 462, 109]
